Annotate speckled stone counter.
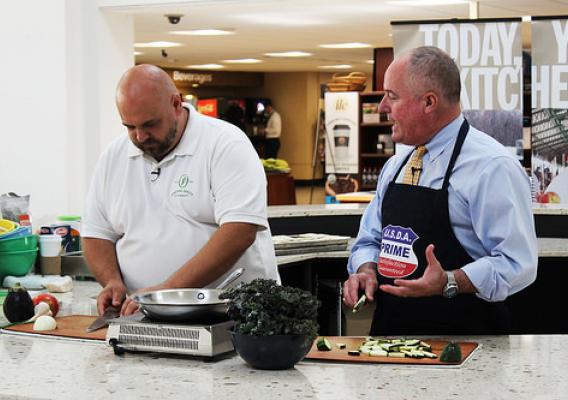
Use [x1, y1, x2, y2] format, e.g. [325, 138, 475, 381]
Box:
[268, 203, 568, 218]
[0, 332, 567, 399]
[268, 204, 368, 218]
[268, 203, 568, 238]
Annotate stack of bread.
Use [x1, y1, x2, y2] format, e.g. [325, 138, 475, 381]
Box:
[326, 72, 367, 92]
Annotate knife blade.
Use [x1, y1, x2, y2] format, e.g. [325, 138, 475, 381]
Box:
[85, 305, 120, 333]
[352, 294, 367, 313]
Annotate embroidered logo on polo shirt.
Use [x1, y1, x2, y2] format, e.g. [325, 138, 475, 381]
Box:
[377, 225, 419, 278]
[171, 174, 193, 197]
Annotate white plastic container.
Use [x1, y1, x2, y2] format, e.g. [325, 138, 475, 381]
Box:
[38, 234, 63, 257]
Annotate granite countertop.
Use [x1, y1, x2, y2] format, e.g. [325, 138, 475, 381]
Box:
[268, 203, 568, 218]
[0, 329, 567, 399]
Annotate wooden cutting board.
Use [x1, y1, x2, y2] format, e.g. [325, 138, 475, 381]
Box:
[305, 336, 478, 366]
[3, 315, 107, 341]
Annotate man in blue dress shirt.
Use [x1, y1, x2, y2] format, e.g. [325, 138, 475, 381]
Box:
[343, 46, 537, 335]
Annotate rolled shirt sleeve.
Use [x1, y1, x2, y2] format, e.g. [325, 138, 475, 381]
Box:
[460, 156, 538, 301]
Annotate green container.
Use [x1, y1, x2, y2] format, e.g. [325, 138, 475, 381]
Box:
[0, 249, 37, 281]
[0, 234, 38, 252]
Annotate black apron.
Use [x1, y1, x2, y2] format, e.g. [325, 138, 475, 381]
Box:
[370, 120, 510, 336]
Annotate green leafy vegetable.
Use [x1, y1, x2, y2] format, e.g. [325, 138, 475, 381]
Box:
[219, 279, 320, 341]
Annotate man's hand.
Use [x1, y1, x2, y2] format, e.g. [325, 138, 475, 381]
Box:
[120, 283, 168, 316]
[379, 244, 446, 298]
[343, 263, 378, 308]
[97, 280, 127, 316]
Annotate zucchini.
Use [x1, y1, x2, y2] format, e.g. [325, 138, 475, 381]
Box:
[369, 349, 388, 357]
[316, 337, 332, 351]
[354, 337, 438, 359]
[336, 343, 346, 349]
[348, 350, 361, 356]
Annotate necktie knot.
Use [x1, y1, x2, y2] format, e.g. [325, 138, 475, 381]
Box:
[403, 145, 427, 185]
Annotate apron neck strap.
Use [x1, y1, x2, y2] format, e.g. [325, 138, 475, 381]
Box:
[442, 119, 470, 190]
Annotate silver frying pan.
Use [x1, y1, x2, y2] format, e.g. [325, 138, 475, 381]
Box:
[131, 268, 243, 322]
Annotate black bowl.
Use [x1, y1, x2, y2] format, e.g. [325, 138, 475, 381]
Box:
[230, 332, 312, 370]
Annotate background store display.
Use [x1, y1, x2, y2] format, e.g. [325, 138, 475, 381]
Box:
[392, 18, 524, 162]
[531, 17, 568, 205]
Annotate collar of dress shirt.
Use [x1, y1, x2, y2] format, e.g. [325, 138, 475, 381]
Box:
[424, 114, 465, 163]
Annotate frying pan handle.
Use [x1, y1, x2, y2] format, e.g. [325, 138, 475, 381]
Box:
[216, 267, 245, 289]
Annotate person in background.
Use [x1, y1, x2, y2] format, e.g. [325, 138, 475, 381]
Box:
[263, 101, 282, 158]
[343, 46, 537, 335]
[82, 64, 279, 316]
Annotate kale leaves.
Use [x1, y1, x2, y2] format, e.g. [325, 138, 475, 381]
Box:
[220, 279, 319, 340]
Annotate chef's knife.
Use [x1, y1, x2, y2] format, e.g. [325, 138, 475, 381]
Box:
[85, 305, 120, 333]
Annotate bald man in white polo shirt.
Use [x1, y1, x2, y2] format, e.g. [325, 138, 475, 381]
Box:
[82, 64, 279, 316]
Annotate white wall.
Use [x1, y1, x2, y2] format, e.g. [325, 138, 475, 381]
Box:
[0, 0, 133, 227]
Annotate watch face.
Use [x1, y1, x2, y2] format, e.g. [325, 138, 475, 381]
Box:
[444, 285, 458, 298]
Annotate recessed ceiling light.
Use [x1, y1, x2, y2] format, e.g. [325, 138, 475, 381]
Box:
[187, 64, 224, 69]
[366, 60, 374, 64]
[134, 41, 182, 48]
[133, 51, 144, 56]
[317, 65, 353, 69]
[386, 0, 467, 5]
[319, 42, 372, 49]
[264, 51, 313, 58]
[169, 29, 235, 36]
[222, 58, 263, 64]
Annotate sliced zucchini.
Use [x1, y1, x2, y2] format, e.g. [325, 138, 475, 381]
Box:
[348, 350, 361, 356]
[369, 349, 388, 357]
[336, 343, 346, 349]
[316, 337, 332, 351]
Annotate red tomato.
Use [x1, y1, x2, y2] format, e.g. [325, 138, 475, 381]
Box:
[32, 293, 59, 317]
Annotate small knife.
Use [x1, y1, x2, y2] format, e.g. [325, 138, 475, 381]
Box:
[85, 305, 120, 333]
[352, 294, 367, 313]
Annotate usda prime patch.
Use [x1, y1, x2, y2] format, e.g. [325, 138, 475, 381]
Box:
[377, 225, 419, 278]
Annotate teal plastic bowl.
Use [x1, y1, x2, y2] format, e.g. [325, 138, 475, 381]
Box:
[0, 234, 37, 252]
[0, 249, 37, 281]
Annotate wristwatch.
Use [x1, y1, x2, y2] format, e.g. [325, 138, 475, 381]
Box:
[443, 271, 459, 298]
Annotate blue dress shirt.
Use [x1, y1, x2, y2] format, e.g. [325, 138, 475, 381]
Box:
[348, 115, 538, 302]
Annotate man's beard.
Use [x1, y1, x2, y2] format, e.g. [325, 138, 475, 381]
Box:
[135, 120, 178, 161]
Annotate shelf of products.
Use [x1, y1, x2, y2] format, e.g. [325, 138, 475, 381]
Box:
[359, 91, 394, 190]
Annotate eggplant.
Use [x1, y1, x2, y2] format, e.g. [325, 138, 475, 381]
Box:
[3, 283, 35, 323]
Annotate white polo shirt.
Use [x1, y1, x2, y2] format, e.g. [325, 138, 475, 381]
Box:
[83, 104, 279, 291]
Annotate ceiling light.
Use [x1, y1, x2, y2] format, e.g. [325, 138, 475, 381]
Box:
[317, 65, 353, 69]
[222, 58, 263, 64]
[264, 51, 313, 58]
[366, 60, 374, 64]
[169, 29, 235, 36]
[319, 42, 372, 49]
[134, 41, 182, 48]
[133, 51, 144, 56]
[187, 64, 224, 69]
[386, 0, 467, 5]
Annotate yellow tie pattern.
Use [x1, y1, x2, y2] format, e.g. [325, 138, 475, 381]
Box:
[402, 145, 427, 185]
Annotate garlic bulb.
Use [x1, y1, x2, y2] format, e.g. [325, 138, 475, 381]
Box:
[33, 315, 57, 331]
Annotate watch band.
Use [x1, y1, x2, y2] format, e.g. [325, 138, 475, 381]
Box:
[446, 270, 457, 286]
[443, 270, 459, 298]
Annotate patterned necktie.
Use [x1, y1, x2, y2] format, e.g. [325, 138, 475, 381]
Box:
[402, 145, 428, 185]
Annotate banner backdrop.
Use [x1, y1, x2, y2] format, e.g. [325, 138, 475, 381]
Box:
[531, 16, 568, 204]
[391, 19, 524, 159]
[324, 92, 359, 174]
